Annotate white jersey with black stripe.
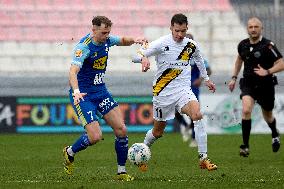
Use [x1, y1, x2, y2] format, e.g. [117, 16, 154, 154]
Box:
[134, 34, 209, 97]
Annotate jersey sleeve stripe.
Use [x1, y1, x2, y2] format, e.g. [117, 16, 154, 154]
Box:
[83, 38, 92, 45]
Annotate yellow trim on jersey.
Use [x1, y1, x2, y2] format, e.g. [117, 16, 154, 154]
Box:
[153, 68, 182, 96]
[80, 115, 87, 126]
[83, 38, 92, 45]
[75, 104, 87, 126]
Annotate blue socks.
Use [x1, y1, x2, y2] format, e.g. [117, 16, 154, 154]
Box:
[115, 136, 128, 166]
[70, 133, 128, 168]
[71, 132, 91, 153]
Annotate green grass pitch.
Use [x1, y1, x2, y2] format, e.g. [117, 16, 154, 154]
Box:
[1, 133, 283, 189]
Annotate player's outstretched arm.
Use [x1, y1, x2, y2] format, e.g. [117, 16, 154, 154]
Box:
[118, 37, 148, 46]
[132, 39, 164, 72]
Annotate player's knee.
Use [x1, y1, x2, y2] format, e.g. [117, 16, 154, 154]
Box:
[191, 112, 203, 121]
[242, 108, 251, 117]
[114, 124, 127, 137]
[152, 129, 164, 138]
[89, 133, 103, 145]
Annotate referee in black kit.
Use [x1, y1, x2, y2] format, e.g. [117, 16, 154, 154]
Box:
[228, 17, 284, 157]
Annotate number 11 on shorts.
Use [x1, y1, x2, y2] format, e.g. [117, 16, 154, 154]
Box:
[155, 108, 162, 119]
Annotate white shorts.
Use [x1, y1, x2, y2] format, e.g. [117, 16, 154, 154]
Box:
[152, 88, 197, 121]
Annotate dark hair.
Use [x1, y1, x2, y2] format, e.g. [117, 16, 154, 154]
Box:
[171, 13, 188, 26]
[92, 16, 112, 27]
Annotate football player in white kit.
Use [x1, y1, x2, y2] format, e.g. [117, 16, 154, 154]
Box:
[133, 13, 217, 171]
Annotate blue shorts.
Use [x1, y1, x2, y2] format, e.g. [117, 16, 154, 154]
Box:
[69, 89, 118, 127]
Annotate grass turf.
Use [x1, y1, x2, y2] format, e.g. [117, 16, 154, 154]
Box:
[0, 133, 283, 189]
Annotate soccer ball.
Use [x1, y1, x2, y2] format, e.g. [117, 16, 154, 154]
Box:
[128, 143, 151, 165]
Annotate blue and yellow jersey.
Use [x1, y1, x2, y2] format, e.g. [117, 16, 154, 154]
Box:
[71, 33, 121, 93]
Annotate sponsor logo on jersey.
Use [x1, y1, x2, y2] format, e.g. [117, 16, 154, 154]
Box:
[93, 73, 105, 85]
[170, 61, 190, 67]
[93, 56, 107, 70]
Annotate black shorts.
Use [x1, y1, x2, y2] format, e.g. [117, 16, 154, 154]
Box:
[239, 77, 276, 111]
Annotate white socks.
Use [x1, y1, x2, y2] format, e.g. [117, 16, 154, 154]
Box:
[117, 165, 126, 174]
[144, 129, 157, 147]
[67, 146, 75, 157]
[194, 119, 208, 160]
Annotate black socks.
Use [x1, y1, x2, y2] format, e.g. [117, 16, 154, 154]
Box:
[268, 119, 278, 138]
[242, 119, 251, 148]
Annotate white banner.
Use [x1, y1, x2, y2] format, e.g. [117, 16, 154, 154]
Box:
[199, 93, 284, 134]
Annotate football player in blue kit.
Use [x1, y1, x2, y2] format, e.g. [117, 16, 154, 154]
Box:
[63, 16, 147, 181]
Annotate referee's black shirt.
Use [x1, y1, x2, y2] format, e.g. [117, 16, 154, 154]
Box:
[238, 37, 283, 82]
